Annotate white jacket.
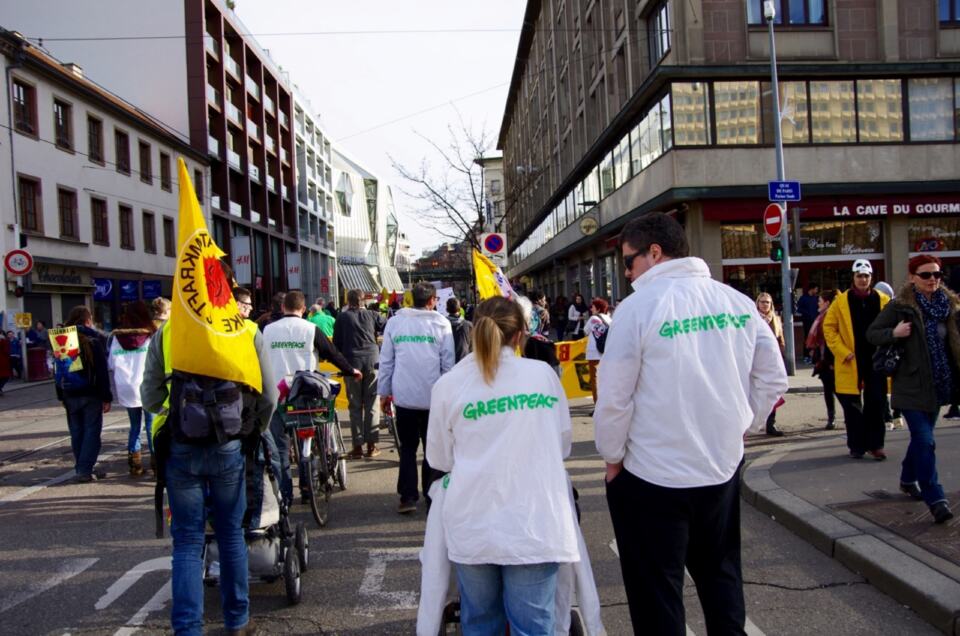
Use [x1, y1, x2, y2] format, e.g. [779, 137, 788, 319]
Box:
[378, 308, 455, 410]
[426, 349, 580, 565]
[594, 257, 788, 488]
[108, 332, 152, 408]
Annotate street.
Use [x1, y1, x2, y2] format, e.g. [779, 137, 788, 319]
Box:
[0, 383, 943, 635]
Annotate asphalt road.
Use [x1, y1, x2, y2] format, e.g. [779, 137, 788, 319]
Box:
[0, 385, 941, 635]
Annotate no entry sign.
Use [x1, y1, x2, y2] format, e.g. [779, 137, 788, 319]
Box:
[763, 204, 784, 239]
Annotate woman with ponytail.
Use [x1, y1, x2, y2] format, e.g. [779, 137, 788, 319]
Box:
[426, 296, 580, 634]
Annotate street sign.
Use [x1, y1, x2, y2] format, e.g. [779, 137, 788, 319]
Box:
[481, 232, 508, 267]
[4, 249, 33, 277]
[763, 203, 784, 238]
[768, 180, 801, 202]
[14, 313, 31, 329]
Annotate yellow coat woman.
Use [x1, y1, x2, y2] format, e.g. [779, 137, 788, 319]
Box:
[822, 289, 890, 395]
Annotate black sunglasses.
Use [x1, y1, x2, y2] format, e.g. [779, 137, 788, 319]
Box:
[623, 250, 645, 270]
[916, 271, 943, 280]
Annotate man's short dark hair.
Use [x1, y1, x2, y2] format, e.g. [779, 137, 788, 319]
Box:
[347, 289, 362, 308]
[233, 287, 251, 302]
[620, 212, 689, 258]
[283, 291, 306, 312]
[529, 289, 545, 303]
[447, 297, 461, 315]
[412, 282, 436, 308]
[271, 292, 286, 312]
[806, 284, 820, 292]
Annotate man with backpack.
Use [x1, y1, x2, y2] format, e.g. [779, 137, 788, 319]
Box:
[445, 297, 473, 363]
[55, 306, 113, 483]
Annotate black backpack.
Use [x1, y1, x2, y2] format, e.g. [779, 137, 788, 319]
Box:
[169, 371, 250, 445]
[594, 316, 611, 354]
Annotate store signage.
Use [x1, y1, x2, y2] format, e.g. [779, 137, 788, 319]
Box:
[119, 280, 139, 301]
[915, 237, 946, 252]
[763, 204, 783, 238]
[230, 235, 252, 285]
[4, 249, 33, 276]
[142, 280, 162, 299]
[320, 277, 329, 293]
[768, 181, 801, 202]
[93, 278, 114, 301]
[704, 195, 960, 222]
[31, 264, 89, 288]
[15, 313, 32, 329]
[287, 252, 301, 290]
[833, 202, 960, 217]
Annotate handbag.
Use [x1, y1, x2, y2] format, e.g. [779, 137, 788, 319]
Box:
[872, 343, 902, 376]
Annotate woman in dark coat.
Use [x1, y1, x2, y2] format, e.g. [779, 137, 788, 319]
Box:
[0, 335, 11, 393]
[868, 254, 960, 524]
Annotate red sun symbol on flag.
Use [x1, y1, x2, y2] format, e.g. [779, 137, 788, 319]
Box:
[204, 257, 233, 308]
[54, 334, 79, 360]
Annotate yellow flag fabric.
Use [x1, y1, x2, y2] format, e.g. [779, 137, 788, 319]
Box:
[169, 159, 262, 393]
[473, 249, 514, 300]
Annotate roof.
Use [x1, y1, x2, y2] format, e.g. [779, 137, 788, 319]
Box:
[0, 29, 206, 163]
[497, 0, 542, 150]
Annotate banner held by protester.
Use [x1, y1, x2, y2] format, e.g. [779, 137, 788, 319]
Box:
[473, 249, 515, 300]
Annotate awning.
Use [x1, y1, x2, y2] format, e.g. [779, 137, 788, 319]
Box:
[379, 266, 405, 292]
[337, 263, 378, 293]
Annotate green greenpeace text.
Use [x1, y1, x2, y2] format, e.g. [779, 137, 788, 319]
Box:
[658, 313, 752, 339]
[393, 335, 436, 344]
[462, 392, 560, 420]
[271, 341, 306, 349]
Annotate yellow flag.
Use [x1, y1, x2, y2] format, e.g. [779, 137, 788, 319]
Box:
[169, 159, 262, 393]
[473, 249, 514, 300]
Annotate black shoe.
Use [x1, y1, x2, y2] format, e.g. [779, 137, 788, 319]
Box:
[849, 451, 864, 459]
[825, 420, 835, 430]
[76, 474, 93, 483]
[300, 494, 309, 505]
[766, 426, 784, 437]
[931, 502, 954, 524]
[900, 482, 923, 500]
[944, 407, 960, 420]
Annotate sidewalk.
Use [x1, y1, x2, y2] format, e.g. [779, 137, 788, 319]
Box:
[744, 381, 960, 634]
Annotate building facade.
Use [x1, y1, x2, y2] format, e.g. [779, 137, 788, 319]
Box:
[331, 148, 405, 299]
[500, 0, 960, 310]
[293, 90, 337, 304]
[477, 154, 506, 233]
[0, 30, 209, 331]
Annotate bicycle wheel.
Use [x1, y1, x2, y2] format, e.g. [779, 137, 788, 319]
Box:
[304, 451, 328, 528]
[333, 412, 348, 491]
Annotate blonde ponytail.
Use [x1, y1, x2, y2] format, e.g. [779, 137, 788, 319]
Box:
[472, 297, 526, 385]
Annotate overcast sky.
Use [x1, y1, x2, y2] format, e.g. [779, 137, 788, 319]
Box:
[234, 1, 526, 256]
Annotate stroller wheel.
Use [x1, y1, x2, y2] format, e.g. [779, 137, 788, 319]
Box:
[283, 546, 302, 605]
[569, 608, 586, 636]
[295, 522, 309, 572]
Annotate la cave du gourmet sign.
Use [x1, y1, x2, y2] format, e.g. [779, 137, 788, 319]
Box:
[833, 201, 960, 217]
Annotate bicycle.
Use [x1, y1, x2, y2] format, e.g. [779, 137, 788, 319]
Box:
[380, 412, 401, 453]
[280, 373, 347, 528]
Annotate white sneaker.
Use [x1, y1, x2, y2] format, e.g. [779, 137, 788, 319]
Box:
[886, 422, 895, 431]
[896, 416, 906, 429]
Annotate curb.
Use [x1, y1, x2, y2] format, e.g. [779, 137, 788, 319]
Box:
[786, 385, 824, 394]
[742, 448, 960, 635]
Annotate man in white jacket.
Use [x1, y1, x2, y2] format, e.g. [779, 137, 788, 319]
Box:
[595, 213, 787, 635]
[379, 282, 455, 514]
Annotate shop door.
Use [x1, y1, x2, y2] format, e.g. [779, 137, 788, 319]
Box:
[60, 294, 87, 325]
[23, 294, 52, 330]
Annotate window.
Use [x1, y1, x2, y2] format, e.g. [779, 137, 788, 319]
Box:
[761, 81, 810, 143]
[856, 79, 903, 142]
[194, 168, 204, 203]
[119, 204, 134, 250]
[941, 0, 960, 23]
[115, 130, 130, 174]
[18, 176, 42, 232]
[143, 211, 156, 253]
[12, 79, 37, 135]
[53, 99, 73, 150]
[748, 0, 826, 25]
[138, 140, 152, 184]
[57, 188, 78, 239]
[87, 115, 104, 163]
[490, 179, 502, 195]
[714, 81, 760, 145]
[809, 81, 856, 143]
[163, 216, 175, 257]
[908, 78, 955, 141]
[91, 198, 109, 245]
[672, 82, 712, 145]
[647, 1, 671, 66]
[599, 152, 615, 198]
[160, 153, 172, 191]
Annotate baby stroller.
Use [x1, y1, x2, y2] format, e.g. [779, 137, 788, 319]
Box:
[202, 436, 309, 605]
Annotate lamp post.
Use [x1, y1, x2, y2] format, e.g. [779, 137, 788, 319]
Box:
[765, 0, 796, 375]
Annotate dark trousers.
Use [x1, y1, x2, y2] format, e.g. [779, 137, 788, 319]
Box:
[606, 467, 746, 636]
[395, 406, 430, 504]
[837, 371, 887, 454]
[820, 369, 836, 422]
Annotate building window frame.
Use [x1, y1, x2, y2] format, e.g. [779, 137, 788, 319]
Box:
[91, 197, 109, 246]
[11, 78, 38, 137]
[747, 0, 828, 26]
[53, 97, 74, 152]
[138, 140, 153, 184]
[160, 152, 172, 191]
[646, 0, 671, 68]
[143, 211, 157, 254]
[940, 0, 960, 24]
[115, 129, 131, 175]
[87, 114, 104, 164]
[163, 216, 175, 257]
[119, 204, 135, 250]
[17, 174, 43, 234]
[57, 186, 79, 240]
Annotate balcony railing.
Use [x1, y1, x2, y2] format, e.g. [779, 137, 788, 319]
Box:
[249, 164, 260, 182]
[267, 175, 276, 191]
[245, 75, 260, 100]
[204, 35, 219, 60]
[206, 84, 222, 109]
[264, 94, 275, 115]
[225, 56, 240, 79]
[226, 102, 242, 124]
[229, 200, 242, 217]
[227, 149, 241, 170]
[207, 135, 220, 158]
[246, 118, 259, 139]
[279, 111, 288, 128]
[265, 136, 275, 153]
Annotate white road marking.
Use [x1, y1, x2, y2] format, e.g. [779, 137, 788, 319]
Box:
[353, 547, 420, 617]
[0, 449, 125, 506]
[112, 579, 172, 636]
[0, 558, 98, 614]
[95, 556, 172, 610]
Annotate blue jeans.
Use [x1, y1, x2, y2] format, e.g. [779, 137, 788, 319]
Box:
[166, 439, 248, 635]
[63, 395, 103, 477]
[269, 410, 294, 505]
[900, 409, 946, 508]
[126, 407, 154, 454]
[454, 562, 559, 636]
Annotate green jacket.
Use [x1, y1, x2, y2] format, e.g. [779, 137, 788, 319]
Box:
[308, 311, 335, 338]
[867, 283, 960, 412]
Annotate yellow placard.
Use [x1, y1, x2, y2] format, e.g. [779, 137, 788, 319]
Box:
[48, 326, 83, 372]
[555, 337, 592, 399]
[317, 361, 351, 411]
[14, 312, 31, 329]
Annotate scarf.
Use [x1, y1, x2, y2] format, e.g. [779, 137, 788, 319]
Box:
[915, 287, 953, 405]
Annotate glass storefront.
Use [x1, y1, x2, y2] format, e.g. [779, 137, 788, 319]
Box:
[721, 220, 884, 259]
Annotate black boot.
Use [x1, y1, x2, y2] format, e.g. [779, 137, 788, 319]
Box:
[825, 417, 835, 430]
[766, 412, 784, 437]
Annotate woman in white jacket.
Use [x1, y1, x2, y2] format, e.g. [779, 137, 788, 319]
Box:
[426, 296, 580, 635]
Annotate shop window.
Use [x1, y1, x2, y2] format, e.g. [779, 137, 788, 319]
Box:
[761, 81, 809, 144]
[809, 81, 856, 143]
[908, 78, 955, 141]
[721, 220, 883, 259]
[941, 0, 960, 23]
[714, 81, 760, 145]
[671, 83, 711, 145]
[747, 0, 827, 25]
[856, 80, 903, 142]
[909, 218, 960, 253]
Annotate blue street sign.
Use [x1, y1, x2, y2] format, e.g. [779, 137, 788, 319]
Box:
[768, 181, 801, 202]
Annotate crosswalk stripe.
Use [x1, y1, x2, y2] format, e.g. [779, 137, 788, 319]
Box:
[0, 558, 98, 614]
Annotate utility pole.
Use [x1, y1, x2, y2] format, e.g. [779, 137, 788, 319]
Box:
[765, 0, 796, 375]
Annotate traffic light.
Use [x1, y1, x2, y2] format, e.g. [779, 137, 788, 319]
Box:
[769, 241, 784, 262]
